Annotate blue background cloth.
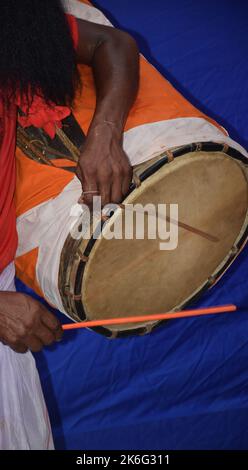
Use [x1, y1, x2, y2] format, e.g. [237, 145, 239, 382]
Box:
[16, 0, 248, 449]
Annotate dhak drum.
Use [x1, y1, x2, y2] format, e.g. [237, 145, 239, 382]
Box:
[55, 141, 248, 337]
[16, 120, 248, 338]
[16, 117, 248, 338]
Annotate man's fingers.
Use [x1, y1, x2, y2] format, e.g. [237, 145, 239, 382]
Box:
[122, 167, 133, 197]
[80, 175, 99, 208]
[111, 177, 123, 204]
[2, 329, 28, 354]
[99, 179, 111, 207]
[78, 154, 132, 208]
[111, 164, 132, 203]
[3, 333, 27, 353]
[9, 343, 28, 354]
[34, 324, 57, 346]
[25, 336, 44, 353]
[41, 308, 62, 334]
[28, 299, 63, 343]
[6, 336, 28, 354]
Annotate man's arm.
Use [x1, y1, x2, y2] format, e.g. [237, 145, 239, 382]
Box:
[75, 19, 140, 206]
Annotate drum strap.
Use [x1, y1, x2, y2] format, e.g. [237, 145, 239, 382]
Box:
[16, 110, 86, 173]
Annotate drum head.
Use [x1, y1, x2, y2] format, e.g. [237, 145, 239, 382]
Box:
[82, 151, 248, 332]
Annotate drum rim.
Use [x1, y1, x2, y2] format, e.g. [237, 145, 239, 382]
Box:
[58, 141, 248, 338]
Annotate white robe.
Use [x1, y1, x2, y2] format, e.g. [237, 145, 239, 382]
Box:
[0, 263, 54, 450]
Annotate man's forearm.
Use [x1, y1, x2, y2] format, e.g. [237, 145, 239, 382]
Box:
[88, 30, 139, 138]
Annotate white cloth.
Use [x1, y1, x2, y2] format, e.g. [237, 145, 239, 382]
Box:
[0, 263, 54, 450]
[63, 0, 112, 26]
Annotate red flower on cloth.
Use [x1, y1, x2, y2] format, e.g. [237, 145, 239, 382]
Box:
[16, 95, 71, 139]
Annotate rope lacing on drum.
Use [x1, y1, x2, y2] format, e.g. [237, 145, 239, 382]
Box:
[65, 287, 82, 301]
[165, 149, 174, 162]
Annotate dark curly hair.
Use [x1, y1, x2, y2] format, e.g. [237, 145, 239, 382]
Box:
[0, 0, 80, 106]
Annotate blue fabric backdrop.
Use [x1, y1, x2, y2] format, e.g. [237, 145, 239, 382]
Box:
[16, 0, 248, 449]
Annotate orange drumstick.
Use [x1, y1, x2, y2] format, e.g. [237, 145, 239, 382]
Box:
[62, 304, 237, 330]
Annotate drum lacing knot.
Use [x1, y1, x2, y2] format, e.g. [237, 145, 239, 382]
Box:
[143, 323, 154, 335]
[165, 149, 174, 162]
[195, 143, 202, 152]
[208, 275, 216, 286]
[109, 331, 118, 339]
[101, 214, 110, 222]
[65, 287, 82, 301]
[231, 245, 239, 255]
[221, 143, 229, 153]
[78, 253, 89, 263]
[133, 172, 142, 188]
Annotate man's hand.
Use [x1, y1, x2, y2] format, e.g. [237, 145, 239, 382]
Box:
[0, 292, 63, 353]
[76, 123, 132, 207]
